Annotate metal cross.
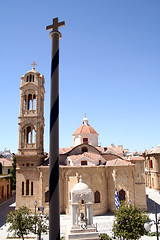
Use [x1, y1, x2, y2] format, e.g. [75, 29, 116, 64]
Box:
[46, 17, 65, 32]
[31, 61, 37, 70]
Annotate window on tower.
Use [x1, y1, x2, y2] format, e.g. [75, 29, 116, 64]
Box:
[31, 182, 33, 195]
[28, 94, 32, 110]
[26, 179, 29, 195]
[22, 182, 24, 195]
[27, 126, 32, 144]
[33, 94, 36, 110]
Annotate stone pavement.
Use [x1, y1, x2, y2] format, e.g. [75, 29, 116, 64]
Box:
[0, 187, 160, 239]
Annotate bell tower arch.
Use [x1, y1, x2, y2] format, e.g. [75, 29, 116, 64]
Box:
[18, 62, 45, 156]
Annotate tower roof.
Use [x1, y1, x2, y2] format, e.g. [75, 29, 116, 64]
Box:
[73, 117, 98, 135]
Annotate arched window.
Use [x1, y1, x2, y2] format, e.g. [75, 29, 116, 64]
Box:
[26, 179, 29, 195]
[150, 160, 153, 169]
[31, 182, 33, 195]
[0, 162, 2, 174]
[24, 126, 35, 144]
[23, 95, 27, 110]
[33, 75, 34, 82]
[33, 94, 36, 110]
[29, 74, 32, 82]
[94, 191, 100, 203]
[32, 129, 35, 143]
[28, 94, 32, 110]
[45, 190, 49, 202]
[82, 147, 88, 153]
[22, 182, 24, 195]
[26, 76, 28, 82]
[27, 126, 32, 143]
[119, 189, 125, 201]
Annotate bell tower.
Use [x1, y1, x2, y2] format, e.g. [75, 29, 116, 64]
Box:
[18, 62, 45, 156]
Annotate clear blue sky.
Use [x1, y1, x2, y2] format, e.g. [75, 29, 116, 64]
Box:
[0, 0, 160, 154]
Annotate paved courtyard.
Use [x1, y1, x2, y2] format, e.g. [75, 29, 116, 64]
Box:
[0, 187, 160, 239]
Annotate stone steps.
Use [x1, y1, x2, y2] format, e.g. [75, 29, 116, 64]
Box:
[68, 231, 100, 239]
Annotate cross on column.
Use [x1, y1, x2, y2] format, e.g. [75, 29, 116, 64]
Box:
[31, 61, 37, 70]
[46, 17, 65, 32]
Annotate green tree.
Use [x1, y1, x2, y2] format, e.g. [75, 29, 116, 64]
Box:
[113, 202, 149, 240]
[100, 233, 112, 240]
[6, 206, 34, 240]
[33, 214, 49, 240]
[10, 154, 16, 191]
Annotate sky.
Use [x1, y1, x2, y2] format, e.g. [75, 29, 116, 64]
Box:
[0, 0, 160, 154]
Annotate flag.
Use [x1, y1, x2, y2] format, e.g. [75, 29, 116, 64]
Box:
[115, 188, 121, 209]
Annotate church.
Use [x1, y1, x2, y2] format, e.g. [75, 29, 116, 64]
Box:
[15, 64, 147, 215]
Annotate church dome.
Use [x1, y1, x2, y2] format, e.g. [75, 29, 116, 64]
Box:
[73, 117, 98, 135]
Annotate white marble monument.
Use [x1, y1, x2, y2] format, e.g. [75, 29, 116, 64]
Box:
[65, 176, 100, 240]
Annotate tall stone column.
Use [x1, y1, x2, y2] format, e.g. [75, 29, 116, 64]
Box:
[46, 18, 65, 240]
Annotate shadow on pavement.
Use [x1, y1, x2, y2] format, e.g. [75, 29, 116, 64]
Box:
[146, 195, 160, 214]
[0, 197, 15, 228]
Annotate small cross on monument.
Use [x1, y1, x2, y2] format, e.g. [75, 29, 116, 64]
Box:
[31, 61, 37, 70]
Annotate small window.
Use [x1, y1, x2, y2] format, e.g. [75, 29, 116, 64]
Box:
[82, 147, 88, 153]
[31, 182, 33, 195]
[22, 164, 24, 166]
[26, 179, 29, 195]
[150, 160, 153, 169]
[22, 182, 24, 195]
[99, 160, 101, 165]
[83, 138, 88, 144]
[26, 163, 30, 167]
[81, 160, 87, 165]
[119, 189, 125, 201]
[81, 199, 85, 204]
[94, 191, 100, 203]
[31, 163, 33, 166]
[45, 190, 49, 202]
[26, 76, 28, 82]
[8, 169, 10, 174]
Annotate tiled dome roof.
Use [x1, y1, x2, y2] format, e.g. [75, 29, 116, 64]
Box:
[73, 124, 98, 135]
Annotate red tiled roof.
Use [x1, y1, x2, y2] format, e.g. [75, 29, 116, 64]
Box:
[128, 156, 145, 161]
[0, 158, 12, 167]
[69, 152, 101, 162]
[73, 124, 98, 135]
[106, 158, 133, 166]
[59, 147, 73, 154]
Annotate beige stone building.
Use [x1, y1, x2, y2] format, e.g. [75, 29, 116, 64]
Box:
[0, 176, 11, 203]
[0, 158, 12, 175]
[145, 144, 160, 190]
[16, 65, 147, 215]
